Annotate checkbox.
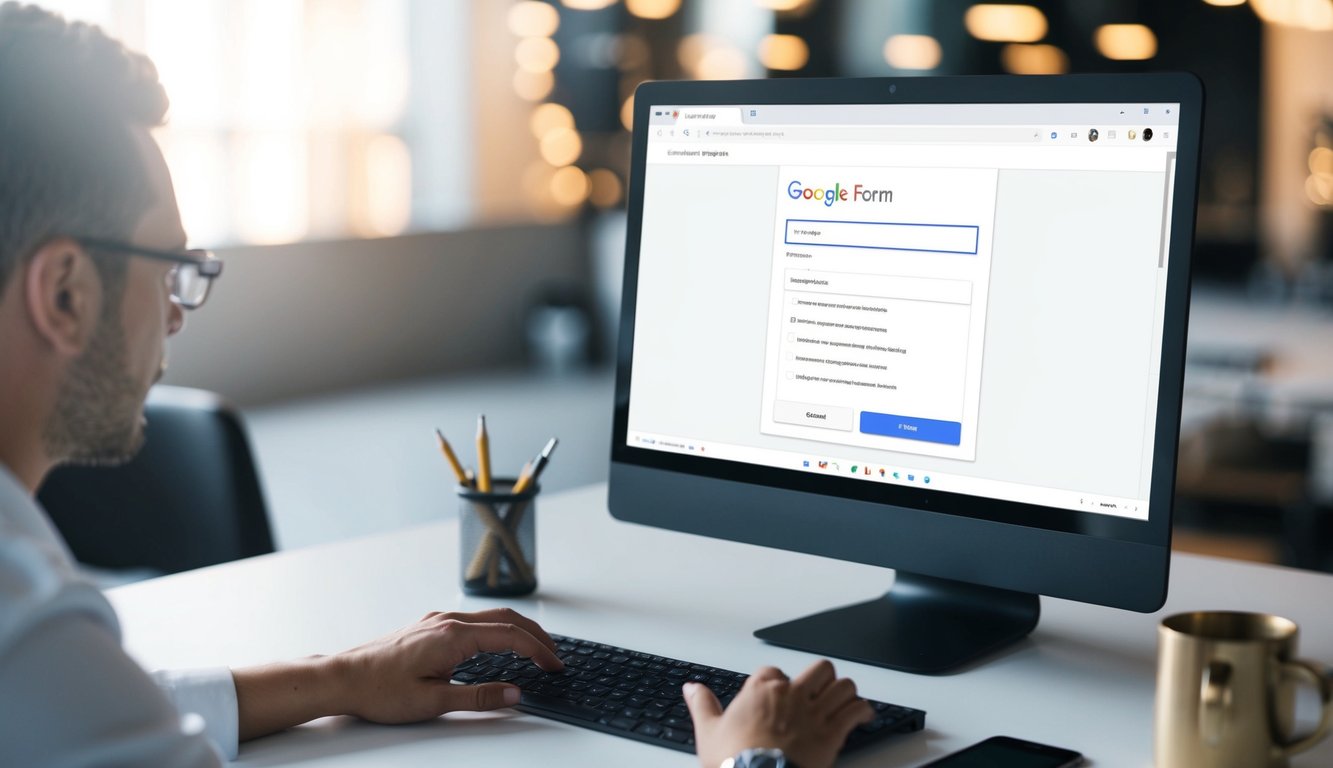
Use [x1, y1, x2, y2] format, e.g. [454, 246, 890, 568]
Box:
[790, 316, 796, 323]
[787, 333, 795, 341]
[786, 371, 795, 379]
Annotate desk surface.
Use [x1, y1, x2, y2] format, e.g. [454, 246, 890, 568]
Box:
[108, 484, 1333, 767]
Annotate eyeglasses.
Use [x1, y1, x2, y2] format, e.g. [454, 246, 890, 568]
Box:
[77, 237, 224, 309]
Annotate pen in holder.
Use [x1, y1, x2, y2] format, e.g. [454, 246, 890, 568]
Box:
[459, 478, 538, 597]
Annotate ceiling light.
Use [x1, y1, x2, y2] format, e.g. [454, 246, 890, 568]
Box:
[515, 37, 561, 73]
[626, 0, 681, 20]
[508, 2, 560, 38]
[964, 4, 1048, 43]
[883, 34, 942, 70]
[1000, 43, 1069, 74]
[530, 103, 576, 140]
[1250, 0, 1333, 30]
[1094, 24, 1158, 61]
[760, 34, 809, 71]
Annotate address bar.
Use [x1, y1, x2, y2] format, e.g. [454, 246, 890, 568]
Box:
[693, 125, 1042, 144]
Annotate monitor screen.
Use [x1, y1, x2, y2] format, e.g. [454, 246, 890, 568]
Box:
[610, 75, 1201, 673]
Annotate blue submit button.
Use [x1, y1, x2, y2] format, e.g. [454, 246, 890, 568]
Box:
[859, 411, 962, 446]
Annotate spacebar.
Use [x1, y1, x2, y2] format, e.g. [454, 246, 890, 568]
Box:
[519, 691, 603, 721]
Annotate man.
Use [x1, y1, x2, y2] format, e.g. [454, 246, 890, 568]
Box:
[0, 5, 870, 766]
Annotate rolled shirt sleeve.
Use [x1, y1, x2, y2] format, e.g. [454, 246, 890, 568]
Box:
[0, 584, 225, 767]
[0, 467, 233, 766]
[151, 667, 241, 761]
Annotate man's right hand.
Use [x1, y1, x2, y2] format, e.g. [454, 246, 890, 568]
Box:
[684, 659, 874, 768]
[334, 607, 564, 723]
[233, 607, 564, 741]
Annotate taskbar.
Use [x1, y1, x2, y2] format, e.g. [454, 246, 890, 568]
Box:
[626, 430, 1148, 521]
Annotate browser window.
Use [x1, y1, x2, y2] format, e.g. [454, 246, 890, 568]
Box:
[627, 102, 1181, 520]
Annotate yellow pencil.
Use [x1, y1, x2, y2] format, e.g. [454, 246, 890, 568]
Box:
[434, 429, 471, 487]
[475, 415, 492, 493]
[512, 437, 558, 495]
[511, 461, 536, 495]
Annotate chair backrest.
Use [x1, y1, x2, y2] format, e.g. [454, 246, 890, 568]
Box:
[37, 386, 275, 574]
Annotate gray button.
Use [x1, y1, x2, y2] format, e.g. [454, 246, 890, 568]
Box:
[773, 401, 853, 431]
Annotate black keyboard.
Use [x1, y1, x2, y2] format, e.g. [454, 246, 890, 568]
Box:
[451, 633, 926, 755]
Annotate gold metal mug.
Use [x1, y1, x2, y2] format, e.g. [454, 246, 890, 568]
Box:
[1155, 611, 1333, 767]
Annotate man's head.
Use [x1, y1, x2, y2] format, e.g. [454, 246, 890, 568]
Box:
[0, 2, 186, 477]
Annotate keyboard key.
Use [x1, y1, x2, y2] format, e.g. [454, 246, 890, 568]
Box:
[661, 716, 693, 731]
[662, 728, 692, 744]
[634, 722, 663, 737]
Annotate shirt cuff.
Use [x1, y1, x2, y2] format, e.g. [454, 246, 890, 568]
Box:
[150, 667, 240, 761]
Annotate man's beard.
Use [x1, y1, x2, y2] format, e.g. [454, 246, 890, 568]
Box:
[43, 311, 147, 466]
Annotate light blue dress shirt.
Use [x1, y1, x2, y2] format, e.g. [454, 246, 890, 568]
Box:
[0, 464, 238, 765]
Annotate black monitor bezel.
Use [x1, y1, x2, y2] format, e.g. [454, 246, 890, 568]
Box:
[610, 73, 1201, 607]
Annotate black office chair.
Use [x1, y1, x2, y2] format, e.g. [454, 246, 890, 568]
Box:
[38, 385, 276, 574]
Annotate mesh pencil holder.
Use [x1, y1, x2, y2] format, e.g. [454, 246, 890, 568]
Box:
[458, 479, 538, 597]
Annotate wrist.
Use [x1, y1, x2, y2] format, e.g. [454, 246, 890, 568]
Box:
[233, 654, 350, 742]
[316, 652, 360, 718]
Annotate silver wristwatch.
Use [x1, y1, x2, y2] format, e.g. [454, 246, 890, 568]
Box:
[720, 748, 793, 768]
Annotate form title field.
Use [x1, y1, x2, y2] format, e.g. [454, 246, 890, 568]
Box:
[786, 218, 980, 255]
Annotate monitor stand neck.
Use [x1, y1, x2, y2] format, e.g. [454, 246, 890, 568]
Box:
[754, 572, 1040, 674]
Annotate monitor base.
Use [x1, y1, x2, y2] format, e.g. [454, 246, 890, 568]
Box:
[754, 572, 1040, 675]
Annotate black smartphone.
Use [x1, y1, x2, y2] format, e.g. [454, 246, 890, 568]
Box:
[917, 736, 1084, 767]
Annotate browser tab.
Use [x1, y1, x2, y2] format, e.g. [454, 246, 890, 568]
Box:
[678, 107, 743, 125]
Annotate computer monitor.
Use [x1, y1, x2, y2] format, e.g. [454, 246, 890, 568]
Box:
[609, 74, 1202, 674]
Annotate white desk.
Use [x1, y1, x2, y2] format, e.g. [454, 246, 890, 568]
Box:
[107, 484, 1333, 767]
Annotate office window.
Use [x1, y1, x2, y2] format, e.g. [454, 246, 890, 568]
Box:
[36, 0, 469, 246]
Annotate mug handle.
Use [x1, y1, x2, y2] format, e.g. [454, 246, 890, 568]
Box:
[1279, 659, 1333, 757]
[1200, 660, 1232, 747]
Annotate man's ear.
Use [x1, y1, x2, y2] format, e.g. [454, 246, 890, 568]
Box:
[23, 237, 103, 357]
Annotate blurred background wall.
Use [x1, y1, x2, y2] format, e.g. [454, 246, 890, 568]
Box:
[32, 0, 1333, 569]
